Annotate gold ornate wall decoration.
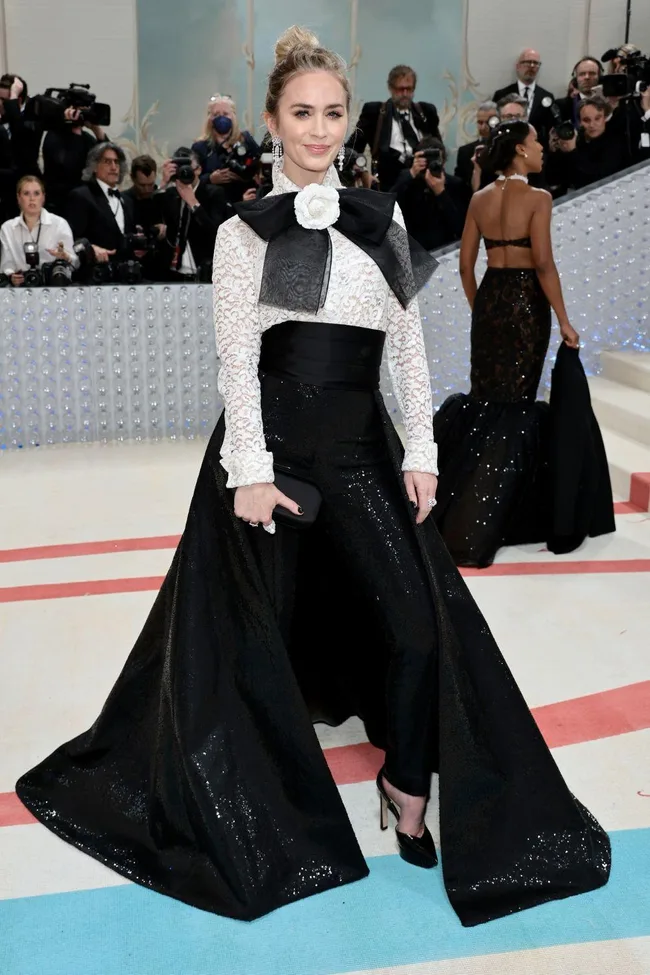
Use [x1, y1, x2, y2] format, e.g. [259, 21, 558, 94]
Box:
[456, 0, 487, 146]
[242, 0, 256, 133]
[348, 0, 363, 124]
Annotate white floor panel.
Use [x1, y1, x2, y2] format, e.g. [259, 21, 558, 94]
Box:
[465, 572, 650, 708]
[342, 936, 650, 975]
[0, 824, 129, 900]
[0, 548, 173, 588]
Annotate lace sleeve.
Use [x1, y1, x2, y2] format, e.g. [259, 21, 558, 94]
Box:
[212, 218, 274, 488]
[384, 204, 439, 475]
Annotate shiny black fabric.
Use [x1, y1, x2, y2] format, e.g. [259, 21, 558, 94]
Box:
[17, 321, 610, 927]
[434, 268, 552, 567]
[547, 343, 615, 553]
[235, 188, 438, 312]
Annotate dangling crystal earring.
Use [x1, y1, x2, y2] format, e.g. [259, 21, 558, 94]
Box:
[272, 135, 283, 166]
[337, 144, 346, 169]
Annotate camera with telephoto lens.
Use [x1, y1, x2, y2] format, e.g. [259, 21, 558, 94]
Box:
[421, 147, 444, 176]
[124, 226, 158, 256]
[542, 96, 576, 141]
[601, 50, 650, 98]
[24, 82, 111, 127]
[225, 141, 259, 178]
[169, 155, 195, 185]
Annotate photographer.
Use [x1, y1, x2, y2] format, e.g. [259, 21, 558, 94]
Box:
[337, 147, 378, 189]
[41, 87, 108, 216]
[66, 143, 134, 263]
[122, 155, 164, 235]
[0, 75, 42, 189]
[392, 136, 469, 251]
[601, 47, 650, 162]
[346, 64, 440, 190]
[191, 94, 260, 205]
[0, 175, 77, 285]
[157, 148, 229, 282]
[546, 95, 633, 193]
[455, 101, 497, 193]
[555, 58, 603, 127]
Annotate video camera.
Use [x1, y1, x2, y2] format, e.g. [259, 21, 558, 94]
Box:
[25, 83, 111, 127]
[601, 50, 650, 98]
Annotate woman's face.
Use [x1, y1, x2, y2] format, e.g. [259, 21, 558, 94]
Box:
[18, 180, 44, 217]
[519, 126, 543, 173]
[210, 100, 236, 123]
[268, 70, 348, 186]
[580, 106, 606, 139]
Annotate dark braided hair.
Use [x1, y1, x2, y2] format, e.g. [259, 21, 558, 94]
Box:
[479, 120, 530, 175]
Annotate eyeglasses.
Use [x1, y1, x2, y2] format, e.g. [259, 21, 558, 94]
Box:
[392, 85, 415, 94]
[519, 60, 541, 67]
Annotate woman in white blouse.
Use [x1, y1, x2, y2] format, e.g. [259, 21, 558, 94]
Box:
[17, 26, 610, 927]
[0, 175, 77, 284]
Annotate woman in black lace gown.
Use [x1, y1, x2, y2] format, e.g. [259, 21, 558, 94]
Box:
[433, 121, 580, 567]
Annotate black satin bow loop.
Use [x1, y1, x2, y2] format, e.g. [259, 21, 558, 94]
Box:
[235, 188, 437, 314]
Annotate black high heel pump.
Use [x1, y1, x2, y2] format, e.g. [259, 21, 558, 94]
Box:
[377, 768, 438, 869]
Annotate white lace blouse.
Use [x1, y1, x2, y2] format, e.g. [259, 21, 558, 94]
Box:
[212, 164, 438, 488]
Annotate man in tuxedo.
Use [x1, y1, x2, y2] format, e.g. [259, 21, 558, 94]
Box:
[156, 148, 229, 282]
[346, 64, 440, 190]
[554, 58, 603, 128]
[493, 49, 555, 143]
[455, 101, 497, 193]
[66, 142, 135, 263]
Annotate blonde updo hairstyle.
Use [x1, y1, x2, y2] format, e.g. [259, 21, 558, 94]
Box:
[265, 25, 352, 122]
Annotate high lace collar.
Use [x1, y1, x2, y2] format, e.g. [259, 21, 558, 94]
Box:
[269, 163, 341, 196]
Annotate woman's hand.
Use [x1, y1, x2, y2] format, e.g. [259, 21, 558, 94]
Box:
[234, 483, 303, 530]
[560, 322, 580, 348]
[404, 472, 438, 525]
[209, 169, 235, 185]
[10, 272, 24, 287]
[47, 242, 72, 262]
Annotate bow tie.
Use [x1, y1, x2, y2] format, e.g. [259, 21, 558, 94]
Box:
[235, 188, 437, 314]
[108, 188, 120, 198]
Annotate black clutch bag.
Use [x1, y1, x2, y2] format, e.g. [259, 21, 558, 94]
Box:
[273, 467, 322, 529]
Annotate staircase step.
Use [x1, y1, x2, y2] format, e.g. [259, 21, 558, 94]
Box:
[599, 428, 650, 506]
[588, 377, 650, 447]
[601, 351, 650, 394]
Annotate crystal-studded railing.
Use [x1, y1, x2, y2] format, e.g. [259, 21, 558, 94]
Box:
[1, 162, 648, 450]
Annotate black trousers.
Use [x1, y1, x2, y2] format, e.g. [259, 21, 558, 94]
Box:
[254, 372, 438, 796]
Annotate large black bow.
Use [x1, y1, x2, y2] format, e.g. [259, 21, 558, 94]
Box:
[234, 188, 437, 313]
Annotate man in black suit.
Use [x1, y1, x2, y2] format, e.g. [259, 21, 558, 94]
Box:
[554, 57, 603, 128]
[455, 101, 497, 192]
[346, 64, 440, 190]
[156, 147, 229, 282]
[493, 48, 555, 143]
[392, 137, 470, 251]
[66, 142, 135, 263]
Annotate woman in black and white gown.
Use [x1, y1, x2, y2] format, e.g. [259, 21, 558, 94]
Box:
[16, 27, 610, 928]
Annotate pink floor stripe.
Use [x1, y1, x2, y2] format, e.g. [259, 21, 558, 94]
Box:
[1, 556, 650, 604]
[0, 536, 181, 564]
[3, 680, 649, 829]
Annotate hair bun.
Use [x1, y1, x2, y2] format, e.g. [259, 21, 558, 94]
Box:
[274, 25, 319, 64]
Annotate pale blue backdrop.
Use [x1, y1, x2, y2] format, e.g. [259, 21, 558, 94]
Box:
[134, 0, 475, 162]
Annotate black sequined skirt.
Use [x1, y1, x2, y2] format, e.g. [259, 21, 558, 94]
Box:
[16, 320, 610, 927]
[434, 269, 552, 567]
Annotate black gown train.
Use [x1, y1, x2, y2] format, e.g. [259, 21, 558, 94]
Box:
[16, 185, 610, 928]
[433, 266, 614, 567]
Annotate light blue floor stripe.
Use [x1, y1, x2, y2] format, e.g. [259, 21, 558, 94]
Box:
[2, 829, 649, 975]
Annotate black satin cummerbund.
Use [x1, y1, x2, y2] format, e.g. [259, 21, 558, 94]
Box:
[259, 320, 385, 391]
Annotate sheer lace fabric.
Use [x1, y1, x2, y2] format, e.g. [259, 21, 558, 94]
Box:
[212, 165, 438, 487]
